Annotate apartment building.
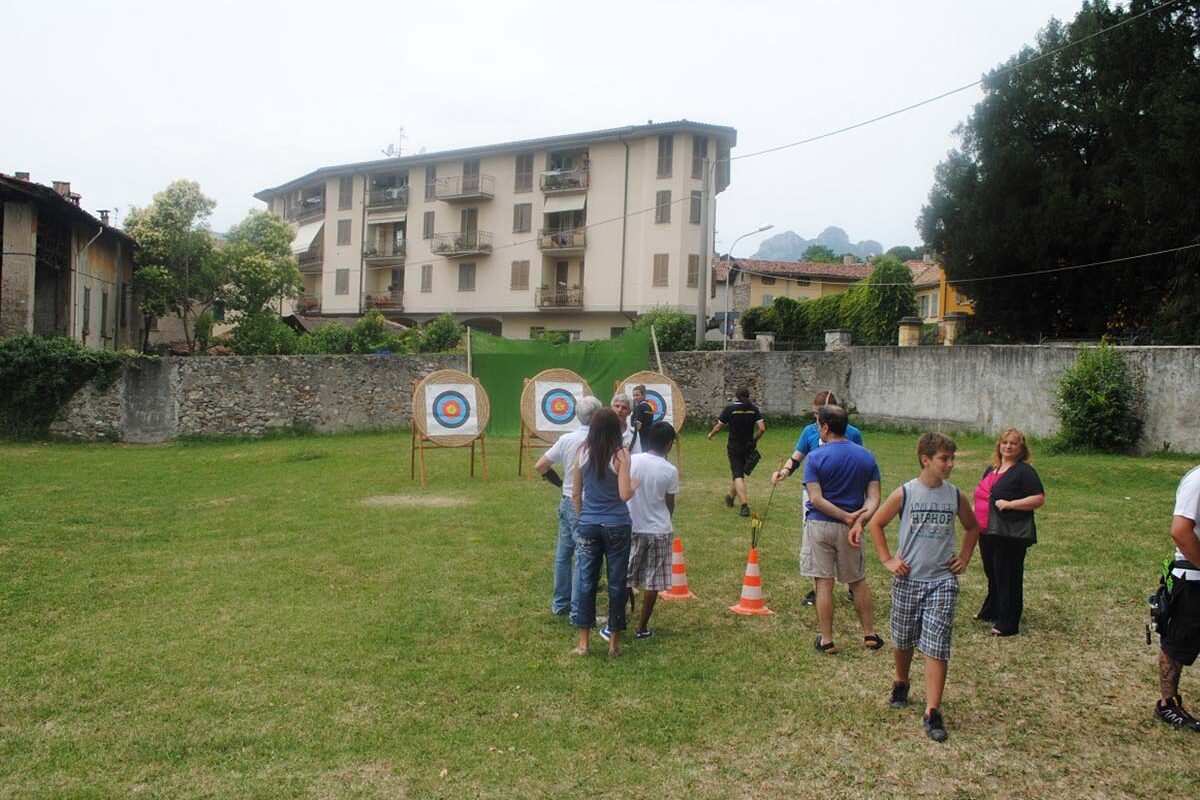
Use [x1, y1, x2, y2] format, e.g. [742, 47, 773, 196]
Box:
[254, 120, 736, 340]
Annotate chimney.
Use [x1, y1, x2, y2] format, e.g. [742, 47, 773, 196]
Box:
[53, 180, 71, 197]
[923, 252, 933, 265]
[843, 254, 854, 265]
[98, 210, 110, 225]
[15, 171, 30, 181]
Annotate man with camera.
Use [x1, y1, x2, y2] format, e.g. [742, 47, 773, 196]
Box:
[1155, 464, 1200, 731]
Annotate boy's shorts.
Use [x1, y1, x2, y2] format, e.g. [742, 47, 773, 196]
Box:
[1162, 578, 1200, 666]
[890, 576, 959, 661]
[627, 533, 672, 591]
[800, 519, 865, 584]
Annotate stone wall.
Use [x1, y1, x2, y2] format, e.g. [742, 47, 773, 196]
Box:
[661, 350, 849, 420]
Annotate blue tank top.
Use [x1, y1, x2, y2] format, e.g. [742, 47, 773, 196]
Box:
[578, 451, 632, 526]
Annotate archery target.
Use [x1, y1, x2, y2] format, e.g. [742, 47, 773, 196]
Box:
[426, 383, 478, 437]
[535, 381, 584, 433]
[625, 382, 674, 427]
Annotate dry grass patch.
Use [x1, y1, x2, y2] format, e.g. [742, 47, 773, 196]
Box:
[359, 494, 470, 509]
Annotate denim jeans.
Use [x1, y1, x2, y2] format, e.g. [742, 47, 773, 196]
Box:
[552, 497, 578, 615]
[571, 523, 632, 631]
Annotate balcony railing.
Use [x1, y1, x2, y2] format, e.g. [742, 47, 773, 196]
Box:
[294, 293, 321, 315]
[363, 241, 406, 263]
[285, 198, 325, 221]
[297, 250, 323, 273]
[538, 228, 586, 253]
[432, 230, 493, 257]
[362, 291, 404, 314]
[434, 173, 496, 201]
[536, 287, 584, 309]
[367, 186, 409, 210]
[540, 168, 589, 194]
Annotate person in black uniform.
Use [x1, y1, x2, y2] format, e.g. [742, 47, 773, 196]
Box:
[628, 384, 654, 453]
[707, 386, 766, 517]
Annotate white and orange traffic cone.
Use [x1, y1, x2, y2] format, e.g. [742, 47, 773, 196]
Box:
[728, 546, 774, 616]
[660, 536, 696, 600]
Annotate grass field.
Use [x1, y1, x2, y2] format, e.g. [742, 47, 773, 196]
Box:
[1, 427, 1197, 798]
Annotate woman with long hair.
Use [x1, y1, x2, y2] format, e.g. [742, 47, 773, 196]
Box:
[973, 428, 1046, 636]
[570, 408, 635, 656]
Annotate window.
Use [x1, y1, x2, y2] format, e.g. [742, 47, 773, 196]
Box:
[761, 276, 776, 286]
[339, 176, 353, 210]
[100, 291, 109, 338]
[425, 165, 437, 200]
[421, 263, 433, 292]
[513, 203, 532, 233]
[212, 301, 226, 323]
[458, 263, 476, 292]
[655, 190, 671, 223]
[82, 286, 91, 335]
[335, 268, 350, 295]
[610, 327, 627, 339]
[652, 254, 669, 287]
[515, 153, 533, 192]
[337, 219, 352, 245]
[762, 294, 774, 307]
[117, 279, 126, 327]
[689, 191, 701, 224]
[510, 260, 530, 290]
[422, 211, 434, 239]
[692, 135, 708, 179]
[657, 134, 673, 178]
[687, 254, 699, 288]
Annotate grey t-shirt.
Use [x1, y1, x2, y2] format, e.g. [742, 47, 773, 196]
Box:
[897, 478, 961, 582]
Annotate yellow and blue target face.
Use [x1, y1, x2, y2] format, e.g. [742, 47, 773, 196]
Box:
[540, 388, 577, 426]
[432, 389, 471, 429]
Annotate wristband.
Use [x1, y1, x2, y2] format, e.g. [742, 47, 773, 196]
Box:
[543, 468, 563, 488]
[785, 456, 800, 475]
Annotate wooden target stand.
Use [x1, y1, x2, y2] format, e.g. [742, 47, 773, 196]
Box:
[410, 369, 490, 487]
[517, 368, 594, 479]
[615, 370, 687, 473]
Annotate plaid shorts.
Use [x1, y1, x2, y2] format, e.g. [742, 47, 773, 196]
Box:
[627, 533, 672, 591]
[890, 576, 960, 661]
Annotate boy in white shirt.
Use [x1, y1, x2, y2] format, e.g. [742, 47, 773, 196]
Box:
[621, 422, 679, 640]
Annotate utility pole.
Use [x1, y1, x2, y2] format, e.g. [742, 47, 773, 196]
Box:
[695, 157, 712, 348]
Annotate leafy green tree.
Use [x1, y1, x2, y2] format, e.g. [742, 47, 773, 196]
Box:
[919, 1, 1200, 341]
[630, 306, 695, 351]
[885, 245, 925, 262]
[351, 309, 410, 353]
[417, 312, 464, 353]
[847, 255, 917, 345]
[222, 211, 302, 316]
[294, 324, 354, 355]
[230, 311, 297, 355]
[1054, 342, 1142, 451]
[802, 244, 839, 264]
[131, 266, 174, 352]
[124, 180, 223, 352]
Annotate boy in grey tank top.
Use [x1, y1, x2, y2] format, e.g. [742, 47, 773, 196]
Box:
[867, 433, 980, 743]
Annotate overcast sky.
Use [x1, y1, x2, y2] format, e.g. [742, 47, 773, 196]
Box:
[4, 0, 1088, 254]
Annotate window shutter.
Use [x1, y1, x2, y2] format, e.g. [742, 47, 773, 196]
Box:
[689, 191, 701, 224]
[692, 135, 707, 179]
[337, 219, 352, 245]
[687, 254, 699, 288]
[421, 263, 433, 292]
[511, 260, 529, 290]
[653, 254, 669, 287]
[335, 269, 350, 294]
[655, 191, 671, 223]
[339, 176, 353, 210]
[425, 165, 437, 200]
[423, 211, 435, 239]
[458, 263, 476, 292]
[657, 135, 673, 178]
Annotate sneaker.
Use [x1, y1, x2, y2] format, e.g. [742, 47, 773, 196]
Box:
[889, 681, 910, 709]
[634, 629, 654, 640]
[803, 589, 816, 606]
[725, 494, 735, 509]
[1155, 696, 1200, 731]
[740, 504, 751, 517]
[923, 708, 949, 742]
[597, 626, 612, 643]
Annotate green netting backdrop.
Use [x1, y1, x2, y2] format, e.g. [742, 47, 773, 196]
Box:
[469, 330, 650, 435]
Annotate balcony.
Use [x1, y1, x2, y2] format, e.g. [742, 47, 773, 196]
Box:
[362, 291, 404, 315]
[435, 173, 495, 202]
[367, 186, 409, 210]
[285, 198, 325, 222]
[297, 250, 323, 274]
[432, 230, 493, 258]
[536, 286, 584, 309]
[363, 241, 406, 266]
[294, 293, 321, 315]
[540, 168, 588, 195]
[538, 228, 586, 255]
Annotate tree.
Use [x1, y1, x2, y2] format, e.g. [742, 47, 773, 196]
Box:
[885, 245, 925, 262]
[124, 181, 223, 352]
[630, 306, 695, 351]
[919, 1, 1200, 341]
[802, 244, 839, 264]
[222, 210, 303, 316]
[416, 312, 463, 353]
[844, 255, 917, 345]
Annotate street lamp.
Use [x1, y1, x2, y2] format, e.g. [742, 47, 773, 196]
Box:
[724, 224, 774, 350]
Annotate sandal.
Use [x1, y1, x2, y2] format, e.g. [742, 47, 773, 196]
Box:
[989, 628, 1018, 637]
[814, 636, 838, 655]
[863, 634, 885, 650]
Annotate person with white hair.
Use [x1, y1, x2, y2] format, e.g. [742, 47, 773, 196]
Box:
[536, 395, 604, 616]
[611, 392, 635, 450]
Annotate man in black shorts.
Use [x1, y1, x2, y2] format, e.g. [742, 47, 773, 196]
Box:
[1155, 464, 1200, 731]
[707, 386, 765, 517]
[628, 384, 653, 453]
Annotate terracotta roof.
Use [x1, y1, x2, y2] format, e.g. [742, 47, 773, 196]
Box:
[0, 173, 134, 245]
[712, 257, 872, 283]
[905, 259, 942, 288]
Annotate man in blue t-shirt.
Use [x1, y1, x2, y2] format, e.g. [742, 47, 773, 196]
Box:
[773, 405, 882, 654]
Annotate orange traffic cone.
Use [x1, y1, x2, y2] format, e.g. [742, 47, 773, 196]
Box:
[660, 536, 696, 600]
[729, 547, 774, 616]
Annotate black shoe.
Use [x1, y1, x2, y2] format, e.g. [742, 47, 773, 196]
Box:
[739, 504, 750, 517]
[725, 494, 735, 508]
[1155, 696, 1200, 731]
[847, 589, 855, 604]
[889, 682, 910, 709]
[803, 590, 816, 606]
[923, 708, 949, 742]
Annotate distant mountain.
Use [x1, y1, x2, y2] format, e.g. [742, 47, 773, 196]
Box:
[750, 226, 884, 261]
